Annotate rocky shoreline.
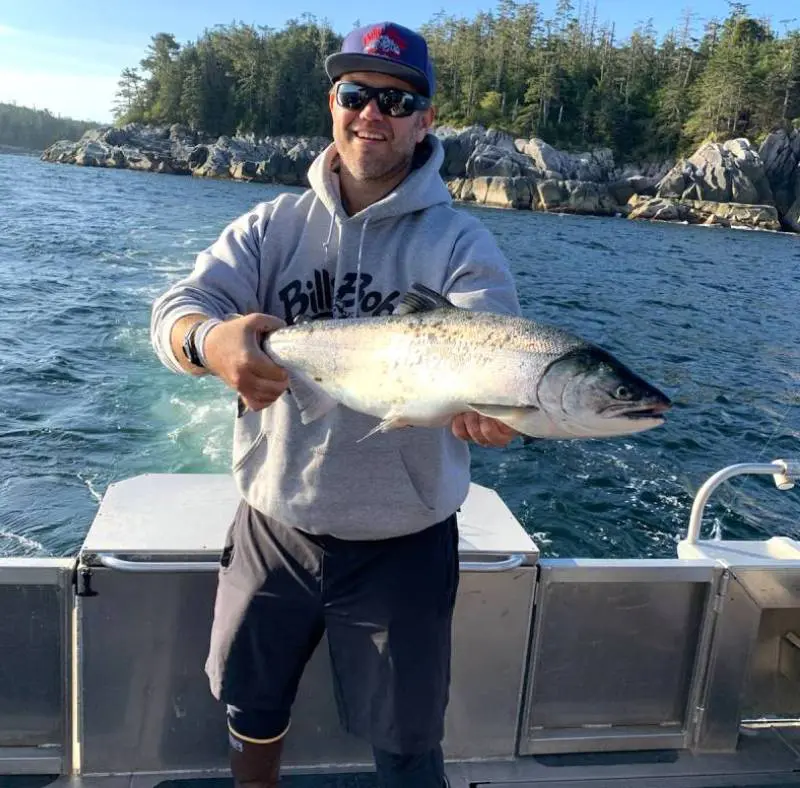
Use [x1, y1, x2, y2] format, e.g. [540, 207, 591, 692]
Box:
[41, 123, 800, 234]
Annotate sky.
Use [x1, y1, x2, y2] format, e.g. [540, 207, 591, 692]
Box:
[0, 0, 794, 124]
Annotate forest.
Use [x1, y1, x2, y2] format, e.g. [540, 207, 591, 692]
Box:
[4, 2, 798, 160]
[0, 103, 97, 151]
[112, 2, 799, 160]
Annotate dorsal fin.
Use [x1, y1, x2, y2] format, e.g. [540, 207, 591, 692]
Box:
[396, 283, 458, 316]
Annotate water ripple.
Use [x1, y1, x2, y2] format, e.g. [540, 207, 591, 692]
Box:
[1, 152, 798, 558]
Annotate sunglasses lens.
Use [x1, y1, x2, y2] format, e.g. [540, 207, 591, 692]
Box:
[337, 84, 369, 110]
[377, 90, 416, 118]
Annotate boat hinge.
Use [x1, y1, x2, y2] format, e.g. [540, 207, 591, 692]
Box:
[74, 565, 98, 597]
[713, 570, 731, 614]
[692, 704, 707, 730]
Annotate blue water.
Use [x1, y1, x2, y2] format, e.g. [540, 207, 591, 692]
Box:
[1, 152, 798, 559]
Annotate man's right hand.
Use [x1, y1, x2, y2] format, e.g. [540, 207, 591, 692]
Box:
[204, 314, 289, 411]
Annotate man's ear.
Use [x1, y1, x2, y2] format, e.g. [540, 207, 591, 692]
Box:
[415, 105, 435, 143]
[328, 89, 335, 113]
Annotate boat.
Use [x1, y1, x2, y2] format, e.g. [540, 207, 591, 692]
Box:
[2, 458, 800, 786]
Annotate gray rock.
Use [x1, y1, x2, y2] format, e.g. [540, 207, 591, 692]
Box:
[40, 122, 330, 185]
[466, 143, 540, 179]
[447, 176, 533, 209]
[517, 138, 616, 182]
[785, 195, 800, 233]
[657, 140, 773, 206]
[628, 195, 781, 230]
[759, 129, 800, 216]
[608, 175, 657, 204]
[535, 179, 617, 215]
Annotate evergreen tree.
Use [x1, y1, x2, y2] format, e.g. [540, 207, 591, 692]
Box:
[0, 103, 97, 150]
[110, 6, 798, 162]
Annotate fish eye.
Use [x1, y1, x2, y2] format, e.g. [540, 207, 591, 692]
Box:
[614, 385, 633, 400]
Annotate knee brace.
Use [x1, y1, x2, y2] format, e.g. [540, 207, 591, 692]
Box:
[226, 706, 290, 788]
[226, 705, 291, 746]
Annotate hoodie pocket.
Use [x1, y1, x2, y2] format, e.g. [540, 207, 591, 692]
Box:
[298, 444, 436, 521]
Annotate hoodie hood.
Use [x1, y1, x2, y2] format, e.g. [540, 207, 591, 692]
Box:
[307, 133, 451, 224]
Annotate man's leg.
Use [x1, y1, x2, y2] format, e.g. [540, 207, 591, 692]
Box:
[205, 502, 326, 787]
[226, 707, 290, 788]
[372, 745, 449, 788]
[324, 515, 460, 788]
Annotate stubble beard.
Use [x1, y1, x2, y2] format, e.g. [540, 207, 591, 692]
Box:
[348, 150, 414, 183]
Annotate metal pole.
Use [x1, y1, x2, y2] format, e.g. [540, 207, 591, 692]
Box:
[96, 552, 528, 573]
[685, 459, 799, 545]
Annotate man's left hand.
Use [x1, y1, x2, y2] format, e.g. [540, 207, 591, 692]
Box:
[451, 412, 518, 447]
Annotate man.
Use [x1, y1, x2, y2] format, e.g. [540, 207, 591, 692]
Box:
[150, 21, 520, 788]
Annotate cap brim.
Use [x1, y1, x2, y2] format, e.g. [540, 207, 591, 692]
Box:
[325, 53, 430, 97]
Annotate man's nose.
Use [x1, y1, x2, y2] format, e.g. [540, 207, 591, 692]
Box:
[359, 98, 383, 120]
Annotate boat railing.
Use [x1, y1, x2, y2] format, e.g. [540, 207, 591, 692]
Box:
[685, 458, 800, 544]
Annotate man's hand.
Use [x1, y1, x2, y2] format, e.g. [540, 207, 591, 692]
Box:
[204, 314, 289, 411]
[451, 412, 518, 447]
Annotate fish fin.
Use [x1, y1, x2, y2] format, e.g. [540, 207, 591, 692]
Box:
[467, 403, 541, 435]
[468, 404, 539, 419]
[356, 415, 409, 443]
[287, 373, 339, 424]
[396, 283, 459, 315]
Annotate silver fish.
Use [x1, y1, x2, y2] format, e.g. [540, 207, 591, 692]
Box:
[263, 284, 671, 441]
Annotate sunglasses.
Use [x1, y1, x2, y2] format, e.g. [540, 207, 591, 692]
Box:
[334, 81, 431, 118]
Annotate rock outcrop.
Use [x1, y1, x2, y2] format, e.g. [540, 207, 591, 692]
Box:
[656, 139, 774, 206]
[758, 129, 800, 232]
[627, 195, 781, 231]
[41, 121, 799, 232]
[41, 123, 330, 186]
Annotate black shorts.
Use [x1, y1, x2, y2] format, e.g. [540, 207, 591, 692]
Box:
[204, 501, 460, 754]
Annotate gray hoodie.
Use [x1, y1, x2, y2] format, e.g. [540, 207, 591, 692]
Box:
[151, 134, 520, 539]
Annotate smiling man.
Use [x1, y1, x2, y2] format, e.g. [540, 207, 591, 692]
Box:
[151, 21, 520, 788]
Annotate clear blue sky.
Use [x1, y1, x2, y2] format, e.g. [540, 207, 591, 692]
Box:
[0, 0, 793, 123]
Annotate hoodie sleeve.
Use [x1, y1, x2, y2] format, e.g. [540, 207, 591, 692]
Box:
[150, 201, 274, 373]
[441, 216, 521, 316]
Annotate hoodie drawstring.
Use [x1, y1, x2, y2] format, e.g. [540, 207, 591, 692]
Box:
[354, 217, 370, 319]
[322, 209, 336, 261]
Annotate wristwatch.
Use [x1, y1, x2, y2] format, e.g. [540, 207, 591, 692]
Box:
[181, 321, 205, 368]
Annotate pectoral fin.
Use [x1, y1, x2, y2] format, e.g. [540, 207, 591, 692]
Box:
[357, 413, 410, 443]
[467, 404, 542, 436]
[287, 373, 339, 424]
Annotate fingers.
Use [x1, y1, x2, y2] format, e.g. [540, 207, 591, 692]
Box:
[204, 313, 290, 408]
[451, 412, 517, 447]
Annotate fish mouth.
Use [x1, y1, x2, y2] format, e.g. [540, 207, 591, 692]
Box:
[604, 400, 671, 420]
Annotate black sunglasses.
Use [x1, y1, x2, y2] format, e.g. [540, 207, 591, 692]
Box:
[334, 81, 431, 118]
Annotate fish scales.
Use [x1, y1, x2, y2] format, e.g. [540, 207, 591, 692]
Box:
[263, 284, 671, 439]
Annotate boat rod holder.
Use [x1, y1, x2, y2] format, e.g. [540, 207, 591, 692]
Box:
[685, 458, 800, 545]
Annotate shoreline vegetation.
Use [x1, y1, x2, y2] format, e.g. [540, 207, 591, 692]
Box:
[9, 1, 800, 231]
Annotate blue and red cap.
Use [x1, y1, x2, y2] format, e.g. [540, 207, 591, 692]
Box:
[325, 22, 435, 98]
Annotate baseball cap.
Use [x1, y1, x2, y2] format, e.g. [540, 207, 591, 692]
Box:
[325, 22, 436, 98]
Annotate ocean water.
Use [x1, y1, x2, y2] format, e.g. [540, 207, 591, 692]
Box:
[1, 152, 798, 559]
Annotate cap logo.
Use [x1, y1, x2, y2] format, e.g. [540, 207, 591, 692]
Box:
[362, 26, 406, 58]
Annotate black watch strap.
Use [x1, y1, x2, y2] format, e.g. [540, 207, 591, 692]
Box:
[182, 321, 205, 368]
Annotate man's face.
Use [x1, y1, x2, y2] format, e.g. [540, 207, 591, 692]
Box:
[329, 71, 434, 183]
